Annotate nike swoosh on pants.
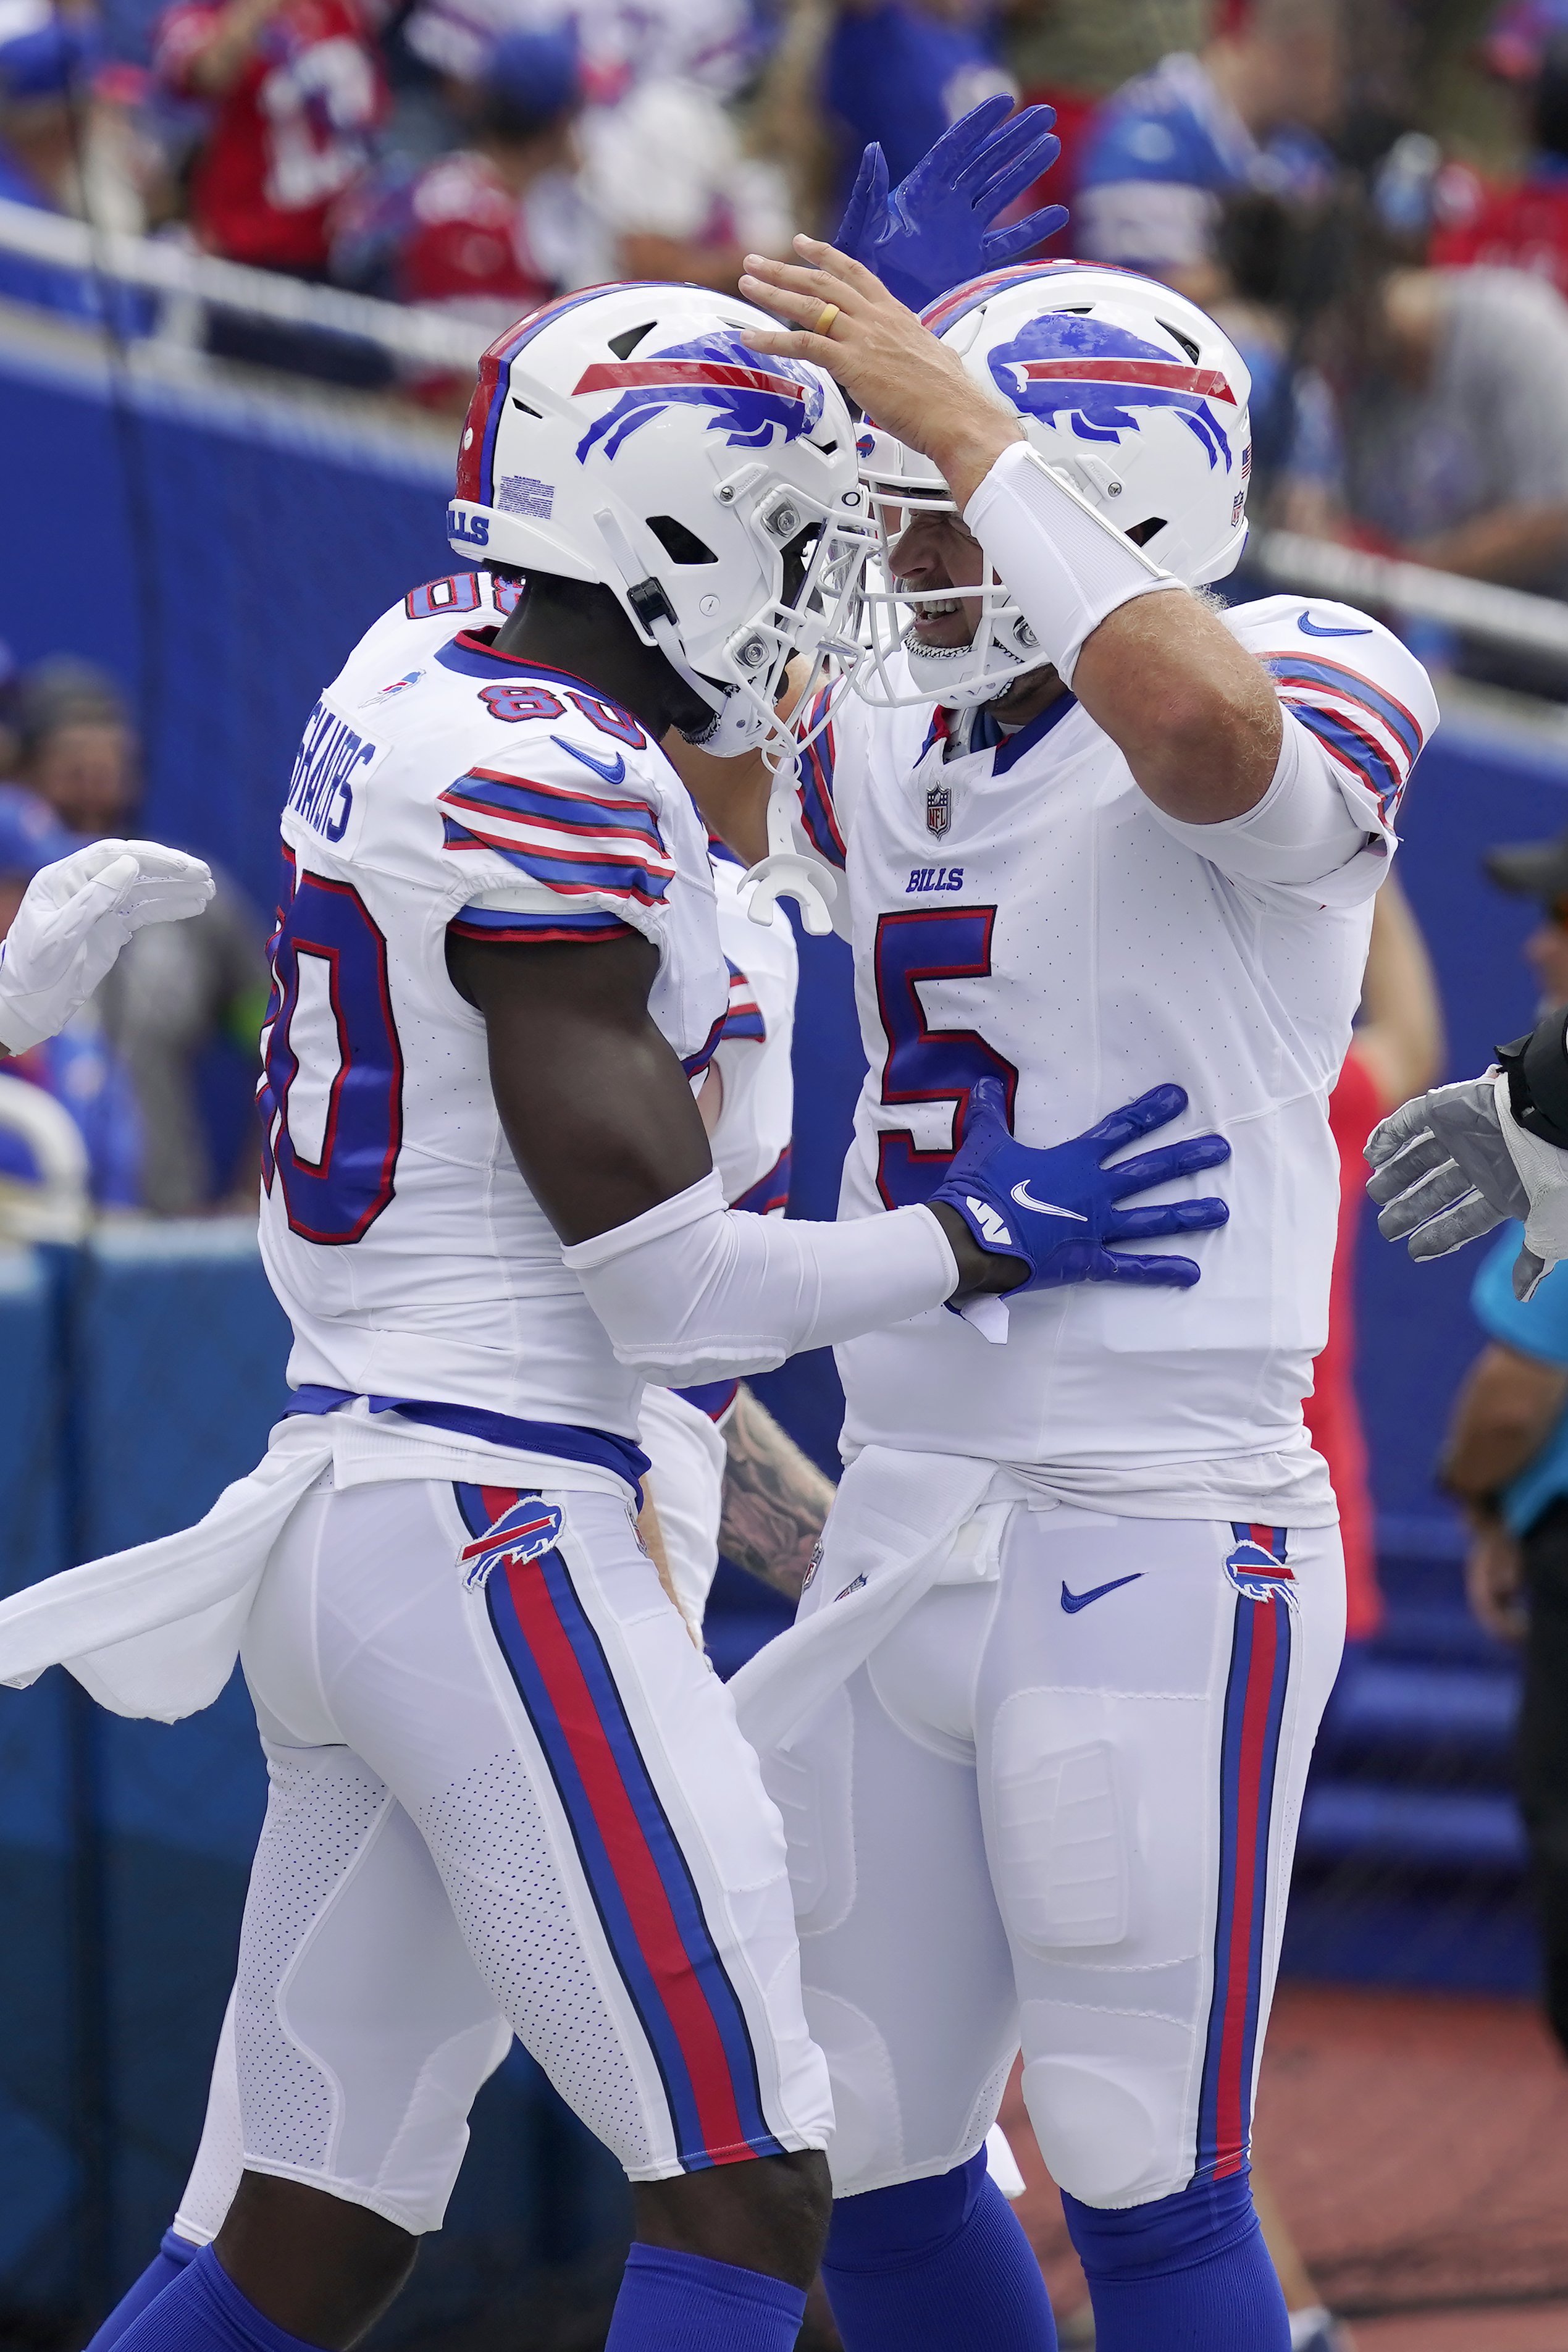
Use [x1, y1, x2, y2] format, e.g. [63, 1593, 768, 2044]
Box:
[1059, 1572, 1143, 1614]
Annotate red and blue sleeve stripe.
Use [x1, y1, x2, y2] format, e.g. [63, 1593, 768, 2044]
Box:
[1260, 655, 1423, 764]
[671, 1378, 740, 1421]
[681, 1006, 728, 1081]
[796, 692, 847, 871]
[1194, 1568, 1293, 2184]
[449, 901, 629, 947]
[719, 959, 766, 1046]
[461, 1484, 785, 2170]
[732, 1143, 791, 1218]
[1280, 703, 1406, 818]
[439, 768, 675, 906]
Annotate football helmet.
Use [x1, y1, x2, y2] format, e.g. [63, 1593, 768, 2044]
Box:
[448, 282, 874, 763]
[857, 260, 1253, 708]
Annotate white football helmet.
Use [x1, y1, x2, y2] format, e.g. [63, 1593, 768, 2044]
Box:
[857, 260, 1253, 708]
[448, 282, 874, 762]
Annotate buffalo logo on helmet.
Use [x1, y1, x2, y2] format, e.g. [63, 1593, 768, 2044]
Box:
[1223, 1524, 1296, 1606]
[987, 315, 1239, 474]
[458, 1497, 564, 1592]
[572, 332, 826, 463]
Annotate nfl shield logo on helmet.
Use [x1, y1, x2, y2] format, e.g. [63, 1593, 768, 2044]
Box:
[926, 783, 952, 836]
[1224, 1524, 1296, 1606]
[458, 1498, 564, 1591]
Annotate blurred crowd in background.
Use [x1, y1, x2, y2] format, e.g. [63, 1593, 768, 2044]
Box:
[1, 0, 1567, 1220]
[0, 0, 1567, 597]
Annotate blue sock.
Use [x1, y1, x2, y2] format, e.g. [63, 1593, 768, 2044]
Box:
[88, 2232, 201, 2351]
[110, 2244, 329, 2352]
[822, 2151, 1057, 2350]
[1062, 2169, 1289, 2351]
[605, 2244, 807, 2351]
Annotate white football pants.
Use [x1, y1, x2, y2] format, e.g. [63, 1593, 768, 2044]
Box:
[172, 1470, 831, 2240]
[765, 1503, 1343, 2208]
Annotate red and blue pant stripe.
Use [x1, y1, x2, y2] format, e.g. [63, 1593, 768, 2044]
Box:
[456, 1484, 784, 2171]
[1194, 1560, 1294, 2183]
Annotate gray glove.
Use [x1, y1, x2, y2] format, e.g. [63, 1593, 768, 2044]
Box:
[1365, 1069, 1564, 1299]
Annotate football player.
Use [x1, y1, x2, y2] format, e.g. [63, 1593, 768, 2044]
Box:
[1367, 1001, 1568, 1301]
[7, 282, 1232, 2352]
[78, 831, 835, 2344]
[660, 240, 1441, 2351]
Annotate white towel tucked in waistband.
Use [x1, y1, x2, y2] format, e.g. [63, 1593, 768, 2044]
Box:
[729, 1444, 996, 1754]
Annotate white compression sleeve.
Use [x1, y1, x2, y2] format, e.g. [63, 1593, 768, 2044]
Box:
[561, 1172, 959, 1385]
[963, 440, 1186, 684]
[1143, 709, 1369, 887]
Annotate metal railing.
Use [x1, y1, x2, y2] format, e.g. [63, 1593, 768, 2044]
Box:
[1251, 530, 1568, 663]
[0, 195, 486, 372]
[4, 198, 1568, 665]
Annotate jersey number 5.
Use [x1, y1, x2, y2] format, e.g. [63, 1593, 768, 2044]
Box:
[258, 858, 405, 1245]
[873, 907, 1017, 1209]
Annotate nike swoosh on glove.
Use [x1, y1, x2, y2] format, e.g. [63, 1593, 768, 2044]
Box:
[0, 839, 215, 1053]
[834, 94, 1068, 314]
[1367, 1069, 1568, 1300]
[928, 1076, 1230, 1339]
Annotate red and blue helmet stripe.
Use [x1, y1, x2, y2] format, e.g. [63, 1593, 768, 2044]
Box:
[455, 283, 666, 510]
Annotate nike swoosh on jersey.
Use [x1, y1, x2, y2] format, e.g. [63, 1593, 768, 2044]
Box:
[1010, 1180, 1088, 1219]
[1297, 613, 1372, 639]
[553, 735, 627, 786]
[1060, 1572, 1143, 1614]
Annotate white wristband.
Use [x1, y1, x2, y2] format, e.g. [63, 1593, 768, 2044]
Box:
[963, 441, 1185, 684]
[563, 1172, 958, 1385]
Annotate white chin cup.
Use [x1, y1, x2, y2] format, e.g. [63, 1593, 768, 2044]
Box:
[677, 683, 771, 757]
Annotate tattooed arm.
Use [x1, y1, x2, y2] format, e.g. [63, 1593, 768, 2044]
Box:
[718, 1384, 837, 1603]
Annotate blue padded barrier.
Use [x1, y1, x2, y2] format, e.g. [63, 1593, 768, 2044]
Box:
[0, 1246, 73, 2319]
[60, 1222, 630, 2333]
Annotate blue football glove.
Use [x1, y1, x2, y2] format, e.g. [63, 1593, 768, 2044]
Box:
[929, 1077, 1230, 1303]
[834, 93, 1069, 315]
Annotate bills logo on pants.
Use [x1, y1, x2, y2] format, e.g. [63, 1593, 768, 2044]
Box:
[455, 1484, 788, 2172]
[1196, 1526, 1295, 2184]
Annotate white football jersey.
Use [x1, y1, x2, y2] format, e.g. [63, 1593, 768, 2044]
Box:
[708, 850, 797, 1216]
[794, 596, 1438, 1519]
[258, 579, 726, 1443]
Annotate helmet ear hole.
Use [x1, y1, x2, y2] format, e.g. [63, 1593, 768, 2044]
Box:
[1157, 321, 1202, 364]
[1126, 516, 1168, 547]
[647, 514, 718, 565]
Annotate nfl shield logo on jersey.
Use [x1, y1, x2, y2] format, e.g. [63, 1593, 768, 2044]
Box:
[1224, 1524, 1296, 1606]
[458, 1498, 564, 1591]
[926, 783, 952, 837]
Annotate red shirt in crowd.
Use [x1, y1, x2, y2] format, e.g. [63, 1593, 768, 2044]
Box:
[155, 0, 385, 270]
[1430, 161, 1568, 307]
[395, 150, 555, 316]
[1302, 1046, 1385, 1641]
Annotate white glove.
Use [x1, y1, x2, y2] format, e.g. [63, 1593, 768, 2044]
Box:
[0, 839, 215, 1054]
[1365, 1067, 1568, 1300]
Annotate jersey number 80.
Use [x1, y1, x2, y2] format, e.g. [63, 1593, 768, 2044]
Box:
[258, 853, 405, 1245]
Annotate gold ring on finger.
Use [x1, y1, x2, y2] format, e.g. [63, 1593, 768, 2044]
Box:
[814, 303, 841, 338]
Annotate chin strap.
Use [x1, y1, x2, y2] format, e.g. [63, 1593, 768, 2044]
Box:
[742, 743, 840, 937]
[593, 506, 727, 715]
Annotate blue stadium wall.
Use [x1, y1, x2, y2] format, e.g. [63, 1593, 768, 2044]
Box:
[2, 317, 1568, 2330]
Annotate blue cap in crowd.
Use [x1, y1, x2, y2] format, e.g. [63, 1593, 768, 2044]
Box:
[0, 784, 75, 880]
[0, 1, 99, 104]
[486, 25, 582, 128]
